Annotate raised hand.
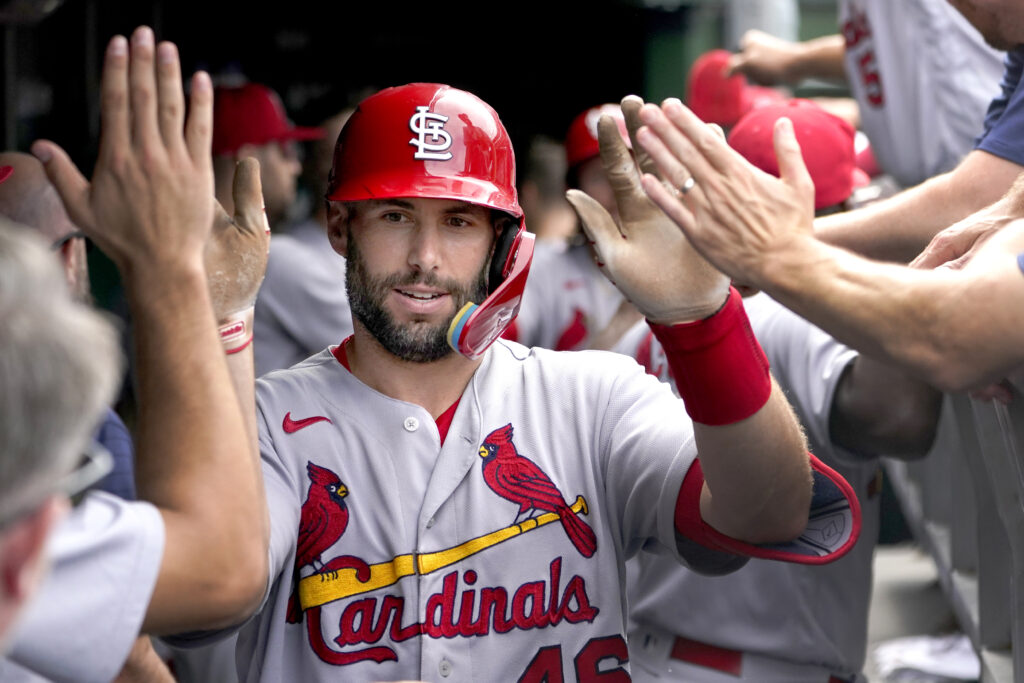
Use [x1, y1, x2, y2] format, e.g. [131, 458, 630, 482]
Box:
[636, 97, 816, 291]
[31, 27, 215, 281]
[565, 95, 730, 324]
[205, 158, 270, 321]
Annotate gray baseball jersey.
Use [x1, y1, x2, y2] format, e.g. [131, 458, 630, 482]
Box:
[221, 337, 853, 682]
[615, 293, 881, 681]
[253, 219, 353, 377]
[1, 493, 164, 683]
[510, 241, 624, 351]
[840, 0, 1003, 186]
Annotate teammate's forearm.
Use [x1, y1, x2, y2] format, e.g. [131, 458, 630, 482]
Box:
[816, 152, 1022, 262]
[815, 172, 959, 262]
[788, 34, 847, 82]
[127, 264, 266, 632]
[756, 233, 1024, 392]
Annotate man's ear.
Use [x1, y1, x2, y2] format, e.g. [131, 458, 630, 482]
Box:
[326, 202, 350, 257]
[0, 496, 67, 636]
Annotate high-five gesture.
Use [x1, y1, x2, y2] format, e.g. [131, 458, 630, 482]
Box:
[566, 95, 730, 324]
[27, 27, 268, 637]
[636, 97, 816, 291]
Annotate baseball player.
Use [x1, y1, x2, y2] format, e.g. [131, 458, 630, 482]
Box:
[177, 84, 862, 682]
[510, 104, 636, 351]
[614, 100, 941, 682]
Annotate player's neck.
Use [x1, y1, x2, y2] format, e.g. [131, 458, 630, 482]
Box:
[345, 327, 481, 420]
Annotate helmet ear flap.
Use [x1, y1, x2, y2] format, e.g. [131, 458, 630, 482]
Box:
[488, 221, 521, 295]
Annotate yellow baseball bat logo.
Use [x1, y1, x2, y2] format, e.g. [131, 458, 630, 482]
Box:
[299, 495, 589, 610]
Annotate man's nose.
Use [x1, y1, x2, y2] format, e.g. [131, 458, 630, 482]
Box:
[408, 223, 442, 273]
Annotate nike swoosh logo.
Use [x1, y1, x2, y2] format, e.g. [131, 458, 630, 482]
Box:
[283, 412, 333, 434]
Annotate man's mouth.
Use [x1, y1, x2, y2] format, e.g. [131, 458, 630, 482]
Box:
[398, 289, 446, 301]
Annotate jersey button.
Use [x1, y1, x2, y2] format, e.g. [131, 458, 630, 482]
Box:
[426, 516, 435, 528]
[439, 659, 453, 677]
[403, 416, 419, 432]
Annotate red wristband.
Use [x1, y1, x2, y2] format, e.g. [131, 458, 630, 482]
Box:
[648, 287, 770, 425]
[218, 307, 254, 355]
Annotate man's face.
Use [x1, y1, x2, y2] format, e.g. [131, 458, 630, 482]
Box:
[342, 197, 495, 362]
[252, 140, 301, 223]
[948, 0, 1024, 50]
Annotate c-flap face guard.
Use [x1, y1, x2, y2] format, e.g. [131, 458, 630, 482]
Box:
[447, 229, 535, 360]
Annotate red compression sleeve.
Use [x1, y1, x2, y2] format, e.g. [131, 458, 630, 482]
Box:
[648, 287, 770, 425]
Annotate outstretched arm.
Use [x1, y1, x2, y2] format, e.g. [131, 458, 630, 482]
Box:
[727, 30, 847, 85]
[33, 28, 269, 633]
[636, 98, 1024, 393]
[566, 96, 811, 545]
[814, 150, 1023, 263]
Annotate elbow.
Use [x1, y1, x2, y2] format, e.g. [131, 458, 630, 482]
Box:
[202, 549, 268, 629]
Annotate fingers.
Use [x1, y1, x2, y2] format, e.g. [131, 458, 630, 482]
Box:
[156, 41, 186, 150]
[772, 118, 814, 200]
[128, 27, 160, 152]
[597, 114, 647, 221]
[232, 157, 270, 237]
[635, 105, 710, 205]
[566, 189, 621, 253]
[98, 35, 130, 160]
[621, 95, 660, 179]
[185, 71, 214, 166]
[640, 173, 698, 237]
[659, 98, 736, 175]
[30, 140, 94, 233]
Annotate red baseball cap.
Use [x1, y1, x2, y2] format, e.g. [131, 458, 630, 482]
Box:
[212, 83, 325, 156]
[728, 99, 870, 210]
[686, 49, 785, 127]
[0, 166, 12, 184]
[564, 103, 631, 168]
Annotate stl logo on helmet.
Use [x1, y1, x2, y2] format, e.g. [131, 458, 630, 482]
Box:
[408, 105, 453, 160]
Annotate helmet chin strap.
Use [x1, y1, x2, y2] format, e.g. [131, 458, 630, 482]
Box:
[447, 231, 535, 360]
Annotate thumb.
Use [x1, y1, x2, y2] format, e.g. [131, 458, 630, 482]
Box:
[232, 157, 269, 237]
[566, 189, 620, 254]
[31, 140, 93, 232]
[773, 118, 814, 200]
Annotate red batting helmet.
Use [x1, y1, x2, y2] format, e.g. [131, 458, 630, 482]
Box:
[326, 83, 534, 360]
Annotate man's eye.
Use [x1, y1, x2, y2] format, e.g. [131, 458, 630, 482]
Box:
[383, 212, 404, 222]
[448, 216, 469, 227]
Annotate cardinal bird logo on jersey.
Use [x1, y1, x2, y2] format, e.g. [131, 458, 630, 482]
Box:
[287, 462, 352, 623]
[479, 423, 597, 558]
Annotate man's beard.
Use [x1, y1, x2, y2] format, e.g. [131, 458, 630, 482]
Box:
[346, 233, 489, 363]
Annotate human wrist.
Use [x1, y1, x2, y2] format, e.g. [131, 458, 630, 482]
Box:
[648, 287, 771, 425]
[218, 306, 254, 354]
